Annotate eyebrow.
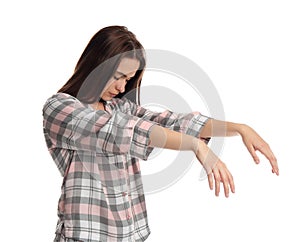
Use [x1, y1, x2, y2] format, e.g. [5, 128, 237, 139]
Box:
[115, 71, 128, 78]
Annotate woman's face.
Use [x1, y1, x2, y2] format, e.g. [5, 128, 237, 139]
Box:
[100, 57, 140, 101]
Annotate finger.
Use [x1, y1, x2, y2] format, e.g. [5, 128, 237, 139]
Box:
[227, 170, 235, 194]
[219, 168, 230, 198]
[256, 144, 279, 175]
[208, 173, 214, 190]
[248, 145, 260, 164]
[222, 179, 230, 198]
[213, 169, 221, 197]
[223, 169, 235, 194]
[269, 155, 279, 176]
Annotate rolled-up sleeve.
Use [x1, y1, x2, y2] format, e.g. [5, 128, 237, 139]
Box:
[43, 94, 156, 158]
[130, 119, 156, 160]
[121, 97, 211, 142]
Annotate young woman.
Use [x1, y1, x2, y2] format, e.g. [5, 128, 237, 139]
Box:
[43, 25, 279, 242]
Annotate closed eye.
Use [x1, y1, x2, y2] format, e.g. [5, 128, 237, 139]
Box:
[113, 75, 132, 82]
[113, 75, 121, 81]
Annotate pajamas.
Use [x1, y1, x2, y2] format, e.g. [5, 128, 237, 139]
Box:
[43, 93, 210, 241]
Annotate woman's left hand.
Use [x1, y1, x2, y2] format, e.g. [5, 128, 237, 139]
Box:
[238, 124, 279, 175]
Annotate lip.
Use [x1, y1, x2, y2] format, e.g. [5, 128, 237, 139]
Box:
[109, 92, 118, 97]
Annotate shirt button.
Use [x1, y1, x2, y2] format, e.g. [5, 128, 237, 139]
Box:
[122, 192, 127, 196]
[126, 214, 131, 220]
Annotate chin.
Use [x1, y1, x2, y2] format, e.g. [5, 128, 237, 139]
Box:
[101, 96, 112, 101]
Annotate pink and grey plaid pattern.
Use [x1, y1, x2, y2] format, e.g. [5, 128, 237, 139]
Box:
[43, 93, 210, 241]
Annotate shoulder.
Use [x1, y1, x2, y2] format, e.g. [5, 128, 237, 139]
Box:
[43, 93, 85, 108]
[45, 92, 76, 103]
[42, 92, 89, 117]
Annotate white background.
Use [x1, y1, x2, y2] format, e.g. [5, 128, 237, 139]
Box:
[1, 0, 299, 241]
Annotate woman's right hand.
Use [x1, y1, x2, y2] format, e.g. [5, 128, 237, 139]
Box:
[195, 140, 235, 197]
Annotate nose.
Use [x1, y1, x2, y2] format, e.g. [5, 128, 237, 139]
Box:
[116, 79, 126, 93]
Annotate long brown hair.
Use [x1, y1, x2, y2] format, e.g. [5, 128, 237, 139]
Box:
[58, 26, 146, 104]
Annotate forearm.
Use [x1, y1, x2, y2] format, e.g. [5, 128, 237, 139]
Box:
[149, 124, 201, 153]
[200, 119, 245, 138]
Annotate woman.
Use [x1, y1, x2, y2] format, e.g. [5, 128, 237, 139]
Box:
[43, 25, 279, 242]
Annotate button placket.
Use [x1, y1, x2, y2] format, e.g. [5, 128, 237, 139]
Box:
[122, 156, 134, 225]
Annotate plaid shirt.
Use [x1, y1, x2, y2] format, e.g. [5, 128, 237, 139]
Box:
[43, 93, 210, 242]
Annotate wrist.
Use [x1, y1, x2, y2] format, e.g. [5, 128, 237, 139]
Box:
[235, 123, 248, 136]
[192, 138, 205, 154]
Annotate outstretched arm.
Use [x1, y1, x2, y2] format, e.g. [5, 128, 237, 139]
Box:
[200, 119, 279, 175]
[149, 125, 235, 197]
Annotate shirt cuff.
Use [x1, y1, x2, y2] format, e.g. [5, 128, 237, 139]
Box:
[130, 118, 156, 160]
[186, 113, 211, 144]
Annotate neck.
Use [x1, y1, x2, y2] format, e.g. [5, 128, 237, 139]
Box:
[92, 101, 105, 111]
